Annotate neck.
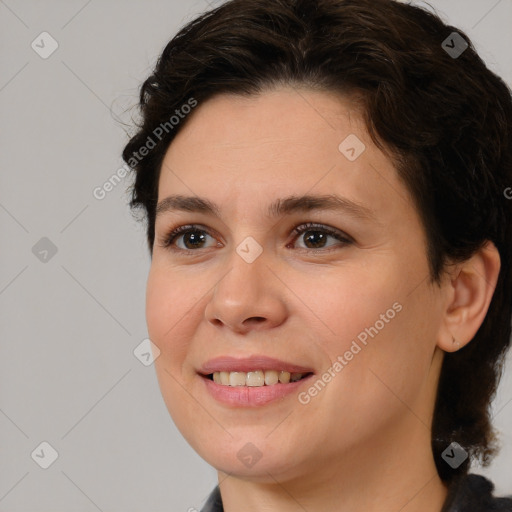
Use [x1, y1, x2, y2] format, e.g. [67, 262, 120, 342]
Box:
[217, 415, 448, 512]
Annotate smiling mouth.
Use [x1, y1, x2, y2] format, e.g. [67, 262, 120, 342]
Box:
[204, 370, 314, 387]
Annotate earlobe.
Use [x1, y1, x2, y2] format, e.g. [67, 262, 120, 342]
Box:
[451, 336, 461, 351]
[437, 241, 501, 353]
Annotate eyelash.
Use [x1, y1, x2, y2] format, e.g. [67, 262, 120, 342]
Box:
[158, 222, 354, 254]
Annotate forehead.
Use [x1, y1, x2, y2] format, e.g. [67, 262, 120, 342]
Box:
[156, 88, 415, 228]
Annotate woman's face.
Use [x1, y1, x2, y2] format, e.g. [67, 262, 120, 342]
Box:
[146, 88, 448, 482]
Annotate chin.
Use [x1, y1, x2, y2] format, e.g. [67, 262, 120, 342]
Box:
[187, 431, 309, 480]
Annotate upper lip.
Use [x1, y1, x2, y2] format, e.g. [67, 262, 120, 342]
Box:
[198, 355, 314, 375]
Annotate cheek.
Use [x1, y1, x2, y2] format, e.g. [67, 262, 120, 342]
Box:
[146, 262, 196, 332]
[296, 261, 401, 354]
[146, 265, 203, 435]
[145, 264, 193, 365]
[296, 258, 434, 411]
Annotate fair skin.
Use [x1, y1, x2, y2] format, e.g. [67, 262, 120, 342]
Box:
[146, 87, 500, 512]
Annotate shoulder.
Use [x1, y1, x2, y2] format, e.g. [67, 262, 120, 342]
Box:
[442, 473, 512, 512]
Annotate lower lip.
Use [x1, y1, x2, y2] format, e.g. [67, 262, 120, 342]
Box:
[200, 374, 314, 407]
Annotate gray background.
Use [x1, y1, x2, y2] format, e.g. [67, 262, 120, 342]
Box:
[0, 0, 511, 510]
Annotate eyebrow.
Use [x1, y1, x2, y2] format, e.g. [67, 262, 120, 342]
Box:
[155, 193, 379, 223]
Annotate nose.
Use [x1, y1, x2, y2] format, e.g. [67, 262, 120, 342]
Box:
[204, 247, 288, 334]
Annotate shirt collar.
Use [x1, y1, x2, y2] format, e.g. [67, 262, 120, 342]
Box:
[200, 485, 223, 512]
[200, 474, 512, 512]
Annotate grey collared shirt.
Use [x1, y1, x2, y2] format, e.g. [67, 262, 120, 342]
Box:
[200, 474, 512, 512]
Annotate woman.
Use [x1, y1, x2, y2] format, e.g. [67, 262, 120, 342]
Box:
[122, 0, 512, 510]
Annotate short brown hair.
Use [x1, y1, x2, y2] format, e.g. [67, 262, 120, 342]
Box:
[122, 0, 512, 483]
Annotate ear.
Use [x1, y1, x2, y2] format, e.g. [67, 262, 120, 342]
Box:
[437, 241, 501, 353]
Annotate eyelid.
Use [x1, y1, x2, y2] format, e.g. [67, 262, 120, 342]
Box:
[292, 222, 354, 245]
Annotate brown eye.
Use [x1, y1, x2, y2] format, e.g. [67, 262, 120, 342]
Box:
[176, 229, 209, 250]
[160, 225, 218, 251]
[158, 222, 353, 254]
[291, 223, 353, 251]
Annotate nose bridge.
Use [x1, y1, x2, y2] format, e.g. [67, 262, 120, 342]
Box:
[205, 234, 286, 331]
[219, 234, 267, 302]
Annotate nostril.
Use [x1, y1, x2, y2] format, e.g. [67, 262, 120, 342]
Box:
[246, 317, 266, 325]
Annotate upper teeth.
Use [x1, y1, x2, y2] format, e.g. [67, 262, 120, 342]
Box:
[212, 370, 306, 387]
